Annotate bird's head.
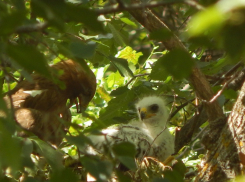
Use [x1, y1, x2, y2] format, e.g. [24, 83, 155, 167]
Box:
[52, 60, 96, 113]
[135, 96, 168, 127]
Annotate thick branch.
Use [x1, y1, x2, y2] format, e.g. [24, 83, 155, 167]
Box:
[128, 0, 224, 121]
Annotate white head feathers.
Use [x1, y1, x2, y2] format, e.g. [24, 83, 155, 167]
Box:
[135, 96, 168, 127]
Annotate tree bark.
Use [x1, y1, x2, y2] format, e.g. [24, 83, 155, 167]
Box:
[196, 80, 245, 181]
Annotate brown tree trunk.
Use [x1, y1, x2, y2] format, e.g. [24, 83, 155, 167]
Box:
[196, 81, 245, 181]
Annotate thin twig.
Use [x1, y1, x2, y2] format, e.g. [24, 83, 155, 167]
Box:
[168, 99, 195, 121]
[209, 71, 241, 103]
[140, 126, 167, 164]
[125, 73, 150, 87]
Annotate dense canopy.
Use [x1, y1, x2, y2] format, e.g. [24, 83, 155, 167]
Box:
[1, 0, 245, 182]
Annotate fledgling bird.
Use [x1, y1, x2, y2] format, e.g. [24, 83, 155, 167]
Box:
[4, 60, 96, 145]
[88, 96, 174, 162]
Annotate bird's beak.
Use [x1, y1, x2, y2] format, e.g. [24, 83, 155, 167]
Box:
[77, 93, 88, 113]
[140, 107, 155, 120]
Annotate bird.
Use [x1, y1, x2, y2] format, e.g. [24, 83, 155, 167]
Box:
[4, 59, 96, 145]
[87, 96, 174, 163]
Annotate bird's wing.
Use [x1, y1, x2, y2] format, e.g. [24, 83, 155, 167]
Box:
[88, 124, 154, 160]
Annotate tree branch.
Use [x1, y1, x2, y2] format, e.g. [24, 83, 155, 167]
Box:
[127, 0, 224, 122]
[15, 22, 48, 34]
[96, 0, 204, 15]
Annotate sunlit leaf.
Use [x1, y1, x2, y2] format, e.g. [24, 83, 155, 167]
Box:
[120, 17, 137, 27]
[117, 46, 143, 65]
[106, 71, 124, 88]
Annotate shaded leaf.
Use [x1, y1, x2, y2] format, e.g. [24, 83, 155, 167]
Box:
[58, 41, 96, 59]
[112, 142, 137, 170]
[110, 86, 129, 96]
[69, 42, 96, 59]
[51, 168, 79, 182]
[80, 155, 113, 182]
[30, 137, 63, 171]
[163, 160, 186, 182]
[66, 4, 104, 32]
[65, 134, 92, 150]
[150, 28, 173, 41]
[109, 57, 134, 77]
[0, 10, 27, 35]
[0, 132, 21, 172]
[108, 23, 126, 47]
[152, 49, 194, 80]
[6, 45, 50, 77]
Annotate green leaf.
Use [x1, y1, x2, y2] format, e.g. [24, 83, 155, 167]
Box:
[0, 132, 22, 172]
[149, 28, 173, 41]
[51, 168, 79, 182]
[152, 49, 194, 80]
[188, 6, 226, 36]
[117, 46, 143, 65]
[163, 160, 186, 182]
[109, 57, 134, 77]
[120, 17, 137, 27]
[6, 45, 50, 77]
[99, 89, 135, 126]
[21, 138, 34, 168]
[69, 42, 96, 59]
[80, 156, 113, 182]
[222, 25, 245, 60]
[150, 63, 168, 81]
[30, 0, 65, 30]
[112, 142, 137, 170]
[58, 41, 96, 59]
[110, 86, 129, 96]
[153, 178, 170, 182]
[108, 23, 126, 47]
[66, 4, 104, 32]
[223, 89, 238, 99]
[115, 170, 132, 182]
[30, 137, 63, 171]
[0, 10, 27, 35]
[65, 134, 92, 150]
[106, 71, 124, 88]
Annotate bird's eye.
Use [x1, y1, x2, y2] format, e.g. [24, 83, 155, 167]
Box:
[150, 104, 159, 113]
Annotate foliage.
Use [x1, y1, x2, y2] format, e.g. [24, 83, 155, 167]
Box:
[1, 0, 245, 181]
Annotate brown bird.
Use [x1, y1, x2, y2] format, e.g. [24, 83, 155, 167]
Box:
[5, 60, 96, 145]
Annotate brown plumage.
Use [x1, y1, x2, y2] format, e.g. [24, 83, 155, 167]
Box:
[5, 60, 96, 145]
